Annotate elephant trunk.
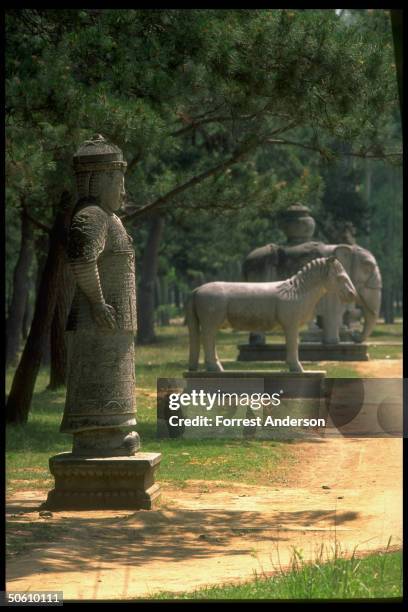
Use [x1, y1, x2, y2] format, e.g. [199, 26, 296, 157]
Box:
[355, 286, 382, 342]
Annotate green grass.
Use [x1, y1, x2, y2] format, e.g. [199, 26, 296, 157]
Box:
[367, 345, 402, 360]
[153, 548, 403, 600]
[6, 330, 296, 491]
[6, 320, 402, 492]
[369, 321, 402, 340]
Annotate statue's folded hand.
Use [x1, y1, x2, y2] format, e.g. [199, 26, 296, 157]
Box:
[92, 302, 117, 329]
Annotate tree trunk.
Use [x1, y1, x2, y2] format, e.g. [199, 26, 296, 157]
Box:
[35, 232, 49, 294]
[136, 214, 165, 344]
[6, 191, 72, 424]
[158, 276, 170, 326]
[34, 231, 51, 365]
[390, 10, 403, 124]
[22, 276, 34, 341]
[174, 283, 181, 309]
[6, 206, 34, 366]
[48, 262, 76, 390]
[383, 284, 394, 324]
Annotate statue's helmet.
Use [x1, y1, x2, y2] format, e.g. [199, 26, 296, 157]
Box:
[73, 134, 127, 173]
[278, 203, 316, 245]
[73, 134, 127, 199]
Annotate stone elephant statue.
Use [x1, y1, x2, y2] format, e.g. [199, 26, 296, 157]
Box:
[243, 241, 382, 344]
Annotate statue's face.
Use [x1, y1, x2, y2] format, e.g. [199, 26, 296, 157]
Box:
[99, 170, 126, 212]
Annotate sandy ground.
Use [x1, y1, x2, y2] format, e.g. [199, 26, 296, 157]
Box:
[6, 359, 403, 600]
[352, 359, 403, 378]
[6, 436, 402, 600]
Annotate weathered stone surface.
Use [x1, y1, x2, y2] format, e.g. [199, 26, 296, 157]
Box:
[183, 370, 326, 379]
[243, 205, 382, 346]
[62, 134, 138, 447]
[156, 371, 327, 440]
[44, 134, 161, 508]
[278, 203, 316, 245]
[182, 370, 326, 397]
[67, 209, 137, 332]
[186, 257, 357, 373]
[43, 453, 161, 510]
[237, 342, 369, 362]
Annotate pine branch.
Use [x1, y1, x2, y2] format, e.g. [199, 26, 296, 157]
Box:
[265, 138, 402, 160]
[122, 122, 298, 221]
[121, 142, 256, 221]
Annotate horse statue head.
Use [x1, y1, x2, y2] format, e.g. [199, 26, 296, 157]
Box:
[325, 256, 358, 304]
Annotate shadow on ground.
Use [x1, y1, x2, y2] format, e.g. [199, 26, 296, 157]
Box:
[7, 488, 359, 580]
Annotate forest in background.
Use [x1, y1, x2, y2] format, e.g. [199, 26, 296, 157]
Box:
[5, 9, 402, 423]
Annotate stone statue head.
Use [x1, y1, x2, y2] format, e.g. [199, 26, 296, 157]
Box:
[278, 203, 316, 245]
[73, 134, 127, 213]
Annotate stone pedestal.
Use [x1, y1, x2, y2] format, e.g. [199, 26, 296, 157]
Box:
[300, 328, 358, 343]
[237, 343, 369, 362]
[43, 452, 161, 511]
[183, 370, 326, 398]
[157, 371, 327, 440]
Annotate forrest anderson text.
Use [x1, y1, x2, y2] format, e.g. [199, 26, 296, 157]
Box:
[168, 415, 326, 427]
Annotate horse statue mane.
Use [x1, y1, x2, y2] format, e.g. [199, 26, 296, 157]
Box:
[278, 257, 339, 299]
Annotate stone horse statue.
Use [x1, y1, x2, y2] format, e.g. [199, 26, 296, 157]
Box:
[186, 257, 358, 373]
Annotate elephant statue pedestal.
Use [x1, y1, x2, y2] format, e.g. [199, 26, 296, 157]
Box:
[237, 342, 369, 362]
[300, 327, 366, 345]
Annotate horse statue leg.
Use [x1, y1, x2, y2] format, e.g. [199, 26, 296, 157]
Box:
[186, 295, 200, 371]
[283, 323, 304, 373]
[202, 322, 224, 372]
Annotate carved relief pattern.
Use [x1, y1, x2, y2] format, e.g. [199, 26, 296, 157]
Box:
[67, 207, 137, 332]
[61, 332, 136, 433]
[63, 204, 137, 434]
[68, 205, 108, 262]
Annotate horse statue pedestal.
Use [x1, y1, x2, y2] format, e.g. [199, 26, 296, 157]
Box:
[183, 370, 326, 402]
[184, 369, 326, 381]
[155, 370, 327, 441]
[237, 342, 369, 362]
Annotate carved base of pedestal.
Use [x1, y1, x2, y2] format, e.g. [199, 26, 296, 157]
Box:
[237, 343, 369, 362]
[300, 330, 358, 343]
[42, 452, 161, 510]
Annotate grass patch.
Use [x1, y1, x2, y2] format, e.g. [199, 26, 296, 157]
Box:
[6, 320, 402, 492]
[153, 548, 403, 600]
[369, 321, 402, 340]
[367, 346, 402, 360]
[6, 328, 296, 491]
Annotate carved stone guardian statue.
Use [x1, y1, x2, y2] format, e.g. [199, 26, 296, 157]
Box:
[44, 135, 161, 510]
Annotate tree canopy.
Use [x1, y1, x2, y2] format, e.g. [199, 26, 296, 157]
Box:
[6, 9, 402, 380]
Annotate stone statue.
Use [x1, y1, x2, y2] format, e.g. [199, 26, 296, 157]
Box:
[187, 257, 357, 373]
[44, 135, 161, 510]
[278, 203, 316, 245]
[243, 205, 382, 345]
[61, 134, 139, 456]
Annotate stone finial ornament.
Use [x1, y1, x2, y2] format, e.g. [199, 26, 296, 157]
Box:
[278, 203, 316, 245]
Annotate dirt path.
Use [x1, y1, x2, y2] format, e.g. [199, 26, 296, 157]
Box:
[6, 435, 402, 600]
[352, 359, 402, 378]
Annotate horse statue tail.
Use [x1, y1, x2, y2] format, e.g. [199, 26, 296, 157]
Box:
[186, 290, 200, 371]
